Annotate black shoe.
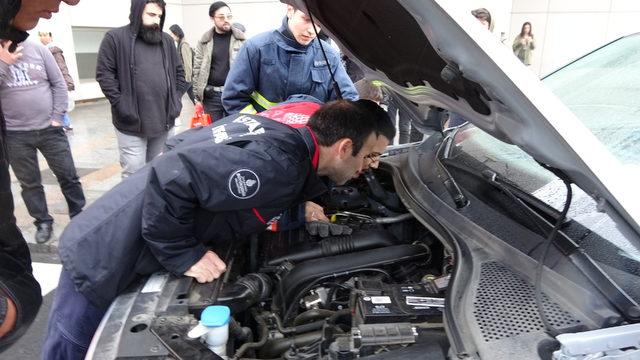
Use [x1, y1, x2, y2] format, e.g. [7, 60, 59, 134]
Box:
[35, 223, 53, 244]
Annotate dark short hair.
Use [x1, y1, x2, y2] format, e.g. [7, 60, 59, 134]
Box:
[169, 24, 184, 39]
[308, 100, 395, 156]
[209, 1, 229, 17]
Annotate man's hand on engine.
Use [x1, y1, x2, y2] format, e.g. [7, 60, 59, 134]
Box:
[305, 201, 330, 222]
[184, 250, 227, 283]
[306, 221, 353, 237]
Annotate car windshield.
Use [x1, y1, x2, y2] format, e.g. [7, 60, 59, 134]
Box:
[450, 33, 640, 298]
[543, 34, 640, 168]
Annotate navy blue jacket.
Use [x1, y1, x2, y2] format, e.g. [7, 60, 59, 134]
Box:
[58, 114, 327, 307]
[222, 17, 358, 114]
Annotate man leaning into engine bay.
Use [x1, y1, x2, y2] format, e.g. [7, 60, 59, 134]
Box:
[41, 99, 395, 360]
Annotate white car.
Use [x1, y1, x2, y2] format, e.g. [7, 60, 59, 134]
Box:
[87, 1, 640, 359]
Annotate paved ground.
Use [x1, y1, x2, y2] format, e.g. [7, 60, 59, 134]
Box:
[12, 96, 195, 253]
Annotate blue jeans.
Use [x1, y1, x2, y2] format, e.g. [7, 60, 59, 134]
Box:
[62, 113, 71, 128]
[6, 126, 85, 226]
[41, 269, 108, 360]
[114, 129, 168, 178]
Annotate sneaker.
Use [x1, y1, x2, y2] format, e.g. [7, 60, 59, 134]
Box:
[35, 223, 53, 244]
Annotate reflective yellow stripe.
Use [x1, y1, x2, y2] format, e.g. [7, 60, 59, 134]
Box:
[371, 80, 386, 88]
[249, 91, 278, 111]
[240, 104, 258, 114]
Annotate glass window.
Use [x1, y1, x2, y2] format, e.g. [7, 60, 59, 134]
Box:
[72, 27, 111, 82]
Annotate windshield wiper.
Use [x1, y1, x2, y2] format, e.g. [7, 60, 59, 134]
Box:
[434, 133, 469, 209]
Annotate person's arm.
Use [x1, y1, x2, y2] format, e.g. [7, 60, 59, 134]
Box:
[42, 46, 68, 123]
[141, 142, 302, 281]
[181, 42, 193, 84]
[529, 37, 536, 50]
[95, 33, 121, 106]
[52, 49, 74, 91]
[192, 41, 205, 102]
[328, 48, 358, 101]
[512, 36, 522, 52]
[175, 59, 188, 96]
[222, 41, 259, 114]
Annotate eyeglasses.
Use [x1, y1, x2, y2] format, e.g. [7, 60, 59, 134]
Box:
[214, 14, 233, 20]
[364, 152, 382, 165]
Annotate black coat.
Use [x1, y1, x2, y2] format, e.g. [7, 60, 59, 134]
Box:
[58, 114, 327, 307]
[96, 0, 188, 135]
[0, 0, 42, 351]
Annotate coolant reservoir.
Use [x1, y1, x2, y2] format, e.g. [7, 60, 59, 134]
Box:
[187, 305, 231, 358]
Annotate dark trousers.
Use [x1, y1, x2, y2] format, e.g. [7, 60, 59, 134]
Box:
[41, 269, 108, 360]
[203, 90, 226, 122]
[387, 97, 414, 144]
[6, 126, 85, 226]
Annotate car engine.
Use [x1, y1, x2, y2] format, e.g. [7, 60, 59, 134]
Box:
[91, 168, 451, 360]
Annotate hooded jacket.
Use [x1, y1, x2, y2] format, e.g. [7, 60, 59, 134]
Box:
[58, 114, 327, 307]
[96, 0, 188, 135]
[221, 17, 358, 115]
[0, 0, 43, 352]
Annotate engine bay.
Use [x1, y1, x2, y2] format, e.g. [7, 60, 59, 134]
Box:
[90, 167, 452, 359]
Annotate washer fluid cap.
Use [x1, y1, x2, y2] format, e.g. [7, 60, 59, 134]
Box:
[201, 305, 230, 327]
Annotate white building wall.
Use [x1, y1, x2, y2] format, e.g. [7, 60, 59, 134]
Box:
[181, 0, 285, 47]
[32, 0, 285, 101]
[510, 0, 640, 76]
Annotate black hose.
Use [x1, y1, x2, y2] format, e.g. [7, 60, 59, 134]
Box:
[535, 178, 572, 337]
[194, 273, 272, 315]
[258, 331, 324, 359]
[231, 310, 269, 360]
[293, 309, 336, 326]
[267, 230, 397, 266]
[271, 313, 325, 335]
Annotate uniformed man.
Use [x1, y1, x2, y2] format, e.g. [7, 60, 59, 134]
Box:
[41, 99, 395, 359]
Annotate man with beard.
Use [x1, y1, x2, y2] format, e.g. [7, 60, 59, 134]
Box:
[96, 0, 188, 178]
[192, 1, 245, 121]
[0, 0, 80, 353]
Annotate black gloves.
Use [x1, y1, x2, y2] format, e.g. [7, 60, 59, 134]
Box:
[305, 221, 352, 237]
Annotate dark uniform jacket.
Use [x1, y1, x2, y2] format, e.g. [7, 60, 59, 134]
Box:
[58, 114, 327, 307]
[95, 0, 188, 135]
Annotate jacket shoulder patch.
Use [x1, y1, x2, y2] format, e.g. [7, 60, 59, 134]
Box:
[228, 169, 261, 199]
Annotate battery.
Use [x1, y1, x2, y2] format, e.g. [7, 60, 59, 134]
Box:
[354, 279, 445, 324]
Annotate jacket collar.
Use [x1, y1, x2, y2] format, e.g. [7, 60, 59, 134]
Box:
[275, 16, 313, 52]
[200, 26, 245, 44]
[296, 126, 327, 199]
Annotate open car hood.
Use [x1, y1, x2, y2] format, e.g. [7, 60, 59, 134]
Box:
[284, 0, 640, 236]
